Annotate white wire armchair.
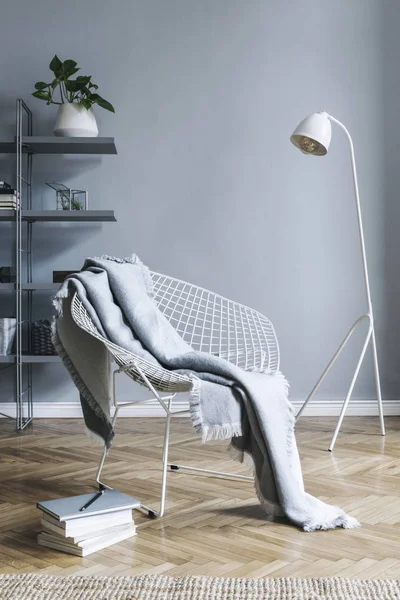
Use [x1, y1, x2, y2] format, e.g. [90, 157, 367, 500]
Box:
[70, 271, 280, 518]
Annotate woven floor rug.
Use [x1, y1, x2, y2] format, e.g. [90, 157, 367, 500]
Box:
[0, 574, 400, 599]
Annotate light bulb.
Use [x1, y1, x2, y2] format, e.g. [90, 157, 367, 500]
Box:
[299, 136, 320, 154]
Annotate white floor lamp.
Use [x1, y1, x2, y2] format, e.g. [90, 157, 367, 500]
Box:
[290, 111, 385, 451]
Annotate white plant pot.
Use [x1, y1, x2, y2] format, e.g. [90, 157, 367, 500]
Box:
[53, 103, 98, 137]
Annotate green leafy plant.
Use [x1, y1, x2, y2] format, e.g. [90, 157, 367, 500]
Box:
[32, 55, 115, 113]
[60, 194, 83, 211]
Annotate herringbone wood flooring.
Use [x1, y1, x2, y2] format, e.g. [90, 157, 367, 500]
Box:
[0, 416, 399, 578]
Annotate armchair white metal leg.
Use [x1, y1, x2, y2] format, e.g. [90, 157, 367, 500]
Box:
[96, 411, 118, 492]
[167, 463, 253, 481]
[139, 403, 172, 518]
[95, 362, 253, 519]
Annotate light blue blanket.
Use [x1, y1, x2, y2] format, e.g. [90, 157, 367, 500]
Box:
[53, 255, 358, 531]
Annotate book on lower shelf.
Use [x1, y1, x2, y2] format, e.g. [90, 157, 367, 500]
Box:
[0, 191, 19, 210]
[37, 490, 140, 556]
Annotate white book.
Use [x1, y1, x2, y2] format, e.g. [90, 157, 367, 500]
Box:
[41, 521, 133, 544]
[0, 198, 18, 208]
[37, 490, 140, 521]
[0, 193, 18, 201]
[37, 524, 136, 557]
[40, 523, 136, 549]
[41, 508, 133, 537]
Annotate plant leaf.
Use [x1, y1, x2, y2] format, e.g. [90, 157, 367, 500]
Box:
[62, 59, 78, 76]
[32, 90, 51, 102]
[65, 80, 88, 94]
[68, 67, 80, 77]
[76, 75, 91, 84]
[34, 82, 49, 90]
[71, 199, 83, 210]
[49, 55, 62, 74]
[89, 83, 98, 90]
[63, 59, 77, 68]
[51, 78, 59, 89]
[94, 96, 115, 113]
[80, 98, 93, 110]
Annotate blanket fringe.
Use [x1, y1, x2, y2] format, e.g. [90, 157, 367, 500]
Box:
[189, 377, 242, 442]
[302, 513, 360, 532]
[188, 377, 204, 438]
[52, 280, 70, 318]
[201, 423, 242, 442]
[84, 426, 107, 448]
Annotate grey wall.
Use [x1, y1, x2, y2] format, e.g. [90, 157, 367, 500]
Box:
[0, 0, 397, 407]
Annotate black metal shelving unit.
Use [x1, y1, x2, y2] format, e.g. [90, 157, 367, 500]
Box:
[0, 99, 117, 430]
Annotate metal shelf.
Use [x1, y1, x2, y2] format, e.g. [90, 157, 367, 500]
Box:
[0, 283, 60, 290]
[0, 136, 117, 155]
[0, 355, 61, 363]
[0, 210, 116, 222]
[22, 355, 61, 363]
[0, 99, 117, 431]
[0, 355, 15, 363]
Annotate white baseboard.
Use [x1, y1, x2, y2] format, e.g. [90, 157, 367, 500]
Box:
[1, 399, 400, 419]
[291, 399, 400, 416]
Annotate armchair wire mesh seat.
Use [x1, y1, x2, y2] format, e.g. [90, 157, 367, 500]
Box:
[70, 271, 280, 517]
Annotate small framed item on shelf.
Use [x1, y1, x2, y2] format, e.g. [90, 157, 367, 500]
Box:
[46, 181, 88, 210]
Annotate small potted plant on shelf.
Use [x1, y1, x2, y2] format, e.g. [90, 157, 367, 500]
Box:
[32, 55, 115, 137]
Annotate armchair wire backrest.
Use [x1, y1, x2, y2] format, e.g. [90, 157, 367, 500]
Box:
[70, 271, 280, 392]
[150, 272, 279, 372]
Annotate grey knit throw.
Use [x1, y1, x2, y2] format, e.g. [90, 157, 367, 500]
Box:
[52, 255, 358, 531]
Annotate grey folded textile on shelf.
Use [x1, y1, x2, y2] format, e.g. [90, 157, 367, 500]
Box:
[52, 255, 358, 532]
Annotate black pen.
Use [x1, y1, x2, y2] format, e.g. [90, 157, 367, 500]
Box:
[79, 489, 105, 512]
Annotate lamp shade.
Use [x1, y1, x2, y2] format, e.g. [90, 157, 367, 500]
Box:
[290, 112, 332, 156]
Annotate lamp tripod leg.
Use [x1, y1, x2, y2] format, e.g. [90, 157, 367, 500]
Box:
[371, 328, 385, 436]
[296, 315, 369, 423]
[328, 328, 372, 452]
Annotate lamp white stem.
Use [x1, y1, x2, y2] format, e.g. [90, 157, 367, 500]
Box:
[327, 114, 373, 316]
[295, 112, 385, 449]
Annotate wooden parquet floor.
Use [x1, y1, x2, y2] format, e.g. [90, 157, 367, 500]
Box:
[0, 416, 399, 578]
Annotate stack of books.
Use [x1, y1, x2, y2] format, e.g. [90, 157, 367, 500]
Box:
[0, 187, 19, 210]
[37, 489, 140, 556]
